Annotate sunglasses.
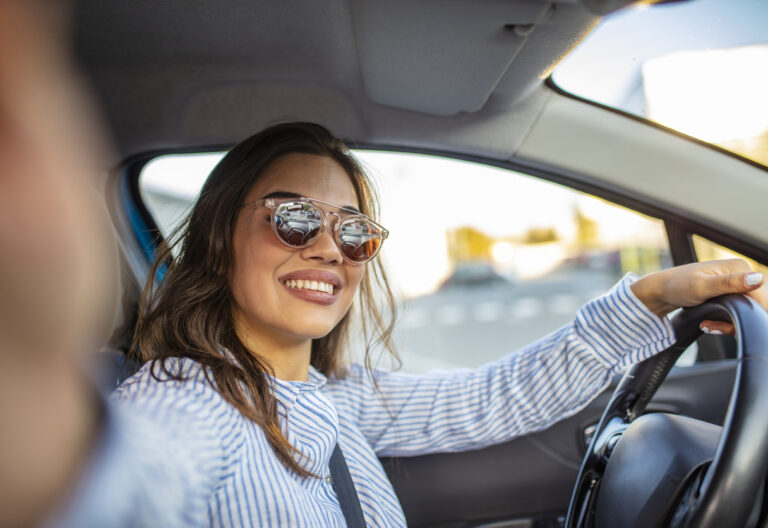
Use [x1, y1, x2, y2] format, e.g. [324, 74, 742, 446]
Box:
[242, 196, 389, 264]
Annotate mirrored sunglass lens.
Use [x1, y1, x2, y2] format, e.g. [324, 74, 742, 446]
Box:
[339, 218, 383, 262]
[274, 202, 322, 246]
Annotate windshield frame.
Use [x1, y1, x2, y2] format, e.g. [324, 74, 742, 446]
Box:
[545, 76, 768, 174]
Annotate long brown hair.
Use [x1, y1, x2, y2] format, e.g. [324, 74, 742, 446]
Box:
[132, 122, 398, 477]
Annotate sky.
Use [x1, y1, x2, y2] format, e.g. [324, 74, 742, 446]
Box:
[554, 0, 768, 108]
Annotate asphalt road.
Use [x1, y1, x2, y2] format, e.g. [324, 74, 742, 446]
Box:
[390, 267, 623, 373]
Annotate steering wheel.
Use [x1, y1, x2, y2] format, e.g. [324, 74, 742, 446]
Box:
[565, 294, 768, 528]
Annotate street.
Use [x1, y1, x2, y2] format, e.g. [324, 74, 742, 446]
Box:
[391, 267, 622, 373]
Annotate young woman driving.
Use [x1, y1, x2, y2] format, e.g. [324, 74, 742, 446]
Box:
[114, 122, 767, 526]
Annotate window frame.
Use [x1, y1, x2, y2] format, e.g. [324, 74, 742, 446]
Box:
[545, 77, 768, 175]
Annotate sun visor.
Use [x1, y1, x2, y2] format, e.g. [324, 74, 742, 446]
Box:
[350, 0, 556, 116]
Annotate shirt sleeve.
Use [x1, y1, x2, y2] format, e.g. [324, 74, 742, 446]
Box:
[324, 273, 676, 456]
[45, 359, 243, 528]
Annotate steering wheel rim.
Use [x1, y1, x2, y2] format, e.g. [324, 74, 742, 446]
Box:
[565, 293, 768, 528]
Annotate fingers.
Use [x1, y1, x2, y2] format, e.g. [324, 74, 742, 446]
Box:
[746, 281, 768, 310]
[744, 271, 764, 287]
[700, 320, 735, 336]
[698, 272, 768, 337]
[670, 259, 767, 339]
[708, 266, 763, 298]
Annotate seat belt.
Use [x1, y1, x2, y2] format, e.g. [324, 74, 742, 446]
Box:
[329, 444, 367, 527]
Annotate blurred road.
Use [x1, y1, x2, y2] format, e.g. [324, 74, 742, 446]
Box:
[392, 267, 622, 373]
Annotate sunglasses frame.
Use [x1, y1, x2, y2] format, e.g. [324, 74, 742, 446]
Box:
[242, 196, 389, 264]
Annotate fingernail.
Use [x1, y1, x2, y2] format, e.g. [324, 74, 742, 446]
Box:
[701, 326, 710, 334]
[710, 329, 723, 335]
[746, 272, 763, 286]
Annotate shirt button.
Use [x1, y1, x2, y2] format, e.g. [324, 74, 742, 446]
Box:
[325, 474, 333, 485]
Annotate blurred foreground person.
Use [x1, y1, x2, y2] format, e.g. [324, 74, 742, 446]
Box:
[0, 3, 203, 527]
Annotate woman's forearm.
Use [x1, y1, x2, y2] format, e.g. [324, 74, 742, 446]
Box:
[326, 274, 675, 456]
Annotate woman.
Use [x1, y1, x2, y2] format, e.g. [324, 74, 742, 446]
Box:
[114, 122, 766, 526]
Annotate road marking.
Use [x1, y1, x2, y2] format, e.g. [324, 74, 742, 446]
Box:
[435, 305, 466, 326]
[403, 289, 612, 330]
[509, 297, 544, 321]
[472, 301, 506, 322]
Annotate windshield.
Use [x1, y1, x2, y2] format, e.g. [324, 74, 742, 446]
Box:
[552, 0, 768, 168]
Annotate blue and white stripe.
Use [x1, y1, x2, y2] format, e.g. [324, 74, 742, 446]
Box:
[106, 273, 674, 527]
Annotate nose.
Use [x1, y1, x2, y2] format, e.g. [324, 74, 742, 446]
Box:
[300, 212, 343, 264]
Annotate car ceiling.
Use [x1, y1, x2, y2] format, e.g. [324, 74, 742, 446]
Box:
[73, 0, 602, 162]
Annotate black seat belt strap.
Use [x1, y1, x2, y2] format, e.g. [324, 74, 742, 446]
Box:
[329, 444, 367, 527]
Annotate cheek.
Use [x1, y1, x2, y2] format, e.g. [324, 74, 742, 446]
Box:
[230, 226, 290, 316]
[232, 239, 269, 298]
[341, 266, 366, 307]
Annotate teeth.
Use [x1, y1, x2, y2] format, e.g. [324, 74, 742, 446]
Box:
[285, 279, 334, 294]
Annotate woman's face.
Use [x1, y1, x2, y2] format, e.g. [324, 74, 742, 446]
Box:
[230, 153, 365, 343]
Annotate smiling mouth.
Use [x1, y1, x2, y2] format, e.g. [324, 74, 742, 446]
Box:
[282, 279, 335, 295]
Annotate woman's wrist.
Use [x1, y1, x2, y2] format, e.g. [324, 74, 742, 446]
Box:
[630, 271, 676, 319]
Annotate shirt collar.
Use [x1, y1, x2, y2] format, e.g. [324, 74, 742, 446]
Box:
[306, 365, 328, 389]
[270, 365, 327, 390]
[269, 365, 327, 414]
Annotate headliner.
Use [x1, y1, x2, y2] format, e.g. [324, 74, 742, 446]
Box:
[72, 0, 600, 161]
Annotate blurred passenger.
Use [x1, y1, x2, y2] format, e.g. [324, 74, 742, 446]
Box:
[0, 2, 203, 526]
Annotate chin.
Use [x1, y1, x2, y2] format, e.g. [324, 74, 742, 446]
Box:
[280, 319, 340, 341]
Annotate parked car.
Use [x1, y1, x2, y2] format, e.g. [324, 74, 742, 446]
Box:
[439, 262, 509, 289]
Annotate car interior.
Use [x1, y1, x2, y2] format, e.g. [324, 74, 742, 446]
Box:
[72, 0, 768, 526]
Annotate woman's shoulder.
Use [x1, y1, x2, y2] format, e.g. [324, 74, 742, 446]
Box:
[111, 357, 248, 494]
[323, 362, 406, 399]
[112, 357, 235, 421]
[325, 362, 421, 387]
[114, 356, 205, 394]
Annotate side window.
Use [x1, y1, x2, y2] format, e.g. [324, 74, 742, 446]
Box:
[139, 151, 672, 374]
[141, 154, 223, 240]
[693, 236, 768, 277]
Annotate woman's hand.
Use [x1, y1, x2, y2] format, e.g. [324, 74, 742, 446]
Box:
[631, 259, 768, 335]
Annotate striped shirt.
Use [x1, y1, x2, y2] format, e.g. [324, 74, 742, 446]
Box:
[107, 273, 674, 527]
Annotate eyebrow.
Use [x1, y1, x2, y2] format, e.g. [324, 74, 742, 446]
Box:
[261, 191, 361, 214]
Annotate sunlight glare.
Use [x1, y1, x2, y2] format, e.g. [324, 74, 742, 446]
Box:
[643, 44, 768, 143]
